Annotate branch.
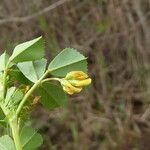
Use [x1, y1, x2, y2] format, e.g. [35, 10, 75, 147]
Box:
[0, 0, 71, 25]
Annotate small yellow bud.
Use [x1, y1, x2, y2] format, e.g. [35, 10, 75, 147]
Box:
[65, 71, 88, 80]
[61, 79, 82, 95]
[62, 86, 82, 95]
[60, 71, 91, 95]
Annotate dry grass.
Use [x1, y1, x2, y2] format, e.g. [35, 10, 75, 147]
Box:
[0, 0, 150, 149]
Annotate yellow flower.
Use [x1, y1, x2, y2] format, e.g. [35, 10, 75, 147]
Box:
[60, 71, 91, 95]
[65, 71, 88, 80]
[61, 79, 82, 95]
[68, 78, 91, 87]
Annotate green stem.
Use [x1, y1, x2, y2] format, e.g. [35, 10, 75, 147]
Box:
[10, 118, 22, 150]
[16, 70, 49, 117]
[41, 78, 61, 83]
[1, 61, 22, 150]
[0, 104, 22, 150]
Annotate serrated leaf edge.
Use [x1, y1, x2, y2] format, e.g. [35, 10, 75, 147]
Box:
[49, 48, 87, 72]
[10, 36, 43, 62]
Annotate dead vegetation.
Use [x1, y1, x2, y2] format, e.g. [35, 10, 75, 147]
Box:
[0, 0, 150, 149]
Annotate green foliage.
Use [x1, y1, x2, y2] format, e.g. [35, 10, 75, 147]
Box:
[5, 87, 23, 107]
[48, 48, 87, 77]
[0, 108, 5, 120]
[0, 135, 15, 150]
[20, 126, 43, 150]
[8, 69, 32, 85]
[17, 59, 47, 83]
[38, 83, 67, 109]
[0, 52, 10, 71]
[0, 37, 90, 150]
[9, 37, 44, 63]
[5, 87, 16, 105]
[0, 108, 6, 127]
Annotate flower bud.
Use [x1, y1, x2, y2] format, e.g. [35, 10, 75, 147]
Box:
[61, 79, 82, 95]
[68, 78, 92, 87]
[65, 71, 88, 80]
[60, 71, 91, 95]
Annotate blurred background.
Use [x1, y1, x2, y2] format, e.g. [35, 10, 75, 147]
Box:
[0, 0, 150, 149]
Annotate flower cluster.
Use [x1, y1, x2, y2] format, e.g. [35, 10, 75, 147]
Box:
[60, 71, 91, 95]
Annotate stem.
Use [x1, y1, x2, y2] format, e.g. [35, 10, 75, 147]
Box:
[10, 118, 22, 150]
[41, 78, 61, 83]
[16, 70, 49, 117]
[0, 105, 22, 150]
[1, 61, 22, 150]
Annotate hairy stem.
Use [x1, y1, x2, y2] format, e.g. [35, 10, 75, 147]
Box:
[10, 118, 22, 150]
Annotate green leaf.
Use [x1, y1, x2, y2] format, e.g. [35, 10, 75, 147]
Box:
[8, 69, 32, 85]
[17, 59, 47, 83]
[48, 48, 87, 77]
[5, 87, 23, 107]
[11, 90, 23, 104]
[5, 87, 16, 105]
[0, 108, 5, 120]
[9, 37, 45, 63]
[0, 52, 11, 71]
[0, 73, 3, 99]
[5, 87, 24, 106]
[38, 83, 67, 109]
[0, 120, 7, 128]
[20, 126, 43, 150]
[0, 107, 6, 127]
[0, 135, 15, 150]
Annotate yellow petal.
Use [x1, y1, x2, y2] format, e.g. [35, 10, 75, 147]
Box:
[63, 86, 74, 95]
[65, 71, 88, 80]
[61, 79, 82, 94]
[69, 78, 92, 87]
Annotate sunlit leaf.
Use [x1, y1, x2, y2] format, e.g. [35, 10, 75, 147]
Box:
[17, 59, 47, 83]
[0, 135, 15, 150]
[0, 52, 12, 71]
[9, 37, 45, 63]
[48, 48, 87, 77]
